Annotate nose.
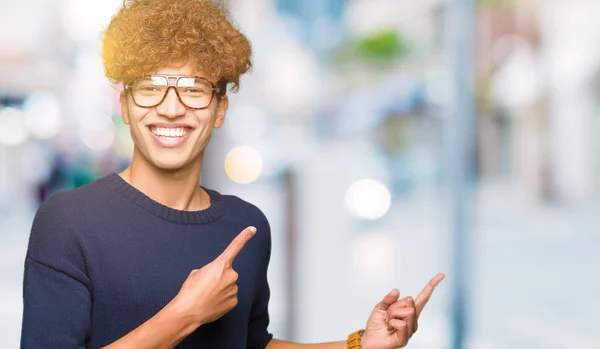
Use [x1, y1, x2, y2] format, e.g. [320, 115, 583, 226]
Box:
[155, 87, 186, 118]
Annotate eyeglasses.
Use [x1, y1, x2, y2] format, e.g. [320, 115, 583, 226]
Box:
[125, 75, 220, 110]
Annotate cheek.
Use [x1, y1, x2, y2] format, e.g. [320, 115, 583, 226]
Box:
[193, 109, 218, 126]
[127, 104, 151, 124]
[128, 110, 151, 137]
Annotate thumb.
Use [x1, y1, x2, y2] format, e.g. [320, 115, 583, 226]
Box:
[375, 288, 400, 311]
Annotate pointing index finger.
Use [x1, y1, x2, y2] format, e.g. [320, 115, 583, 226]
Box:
[219, 226, 257, 264]
[415, 273, 445, 316]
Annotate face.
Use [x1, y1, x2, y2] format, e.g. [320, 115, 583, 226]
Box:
[121, 62, 228, 173]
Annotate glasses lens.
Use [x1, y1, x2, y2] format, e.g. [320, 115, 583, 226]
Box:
[131, 76, 168, 107]
[176, 77, 214, 109]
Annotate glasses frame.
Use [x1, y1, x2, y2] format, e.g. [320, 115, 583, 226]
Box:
[125, 74, 220, 110]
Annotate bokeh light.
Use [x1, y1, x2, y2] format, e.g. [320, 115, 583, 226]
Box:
[23, 92, 62, 139]
[79, 121, 116, 151]
[0, 107, 29, 146]
[344, 178, 392, 220]
[224, 146, 263, 184]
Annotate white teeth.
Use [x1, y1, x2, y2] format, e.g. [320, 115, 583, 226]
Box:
[151, 127, 190, 137]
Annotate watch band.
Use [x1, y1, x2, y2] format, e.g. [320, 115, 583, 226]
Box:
[347, 329, 365, 349]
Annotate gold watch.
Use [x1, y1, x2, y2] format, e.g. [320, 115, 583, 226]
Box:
[347, 329, 365, 349]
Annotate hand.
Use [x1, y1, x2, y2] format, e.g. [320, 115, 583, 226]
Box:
[361, 273, 445, 349]
[172, 226, 256, 327]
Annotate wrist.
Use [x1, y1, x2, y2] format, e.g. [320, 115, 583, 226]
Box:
[347, 329, 365, 349]
[358, 330, 375, 349]
[165, 297, 204, 336]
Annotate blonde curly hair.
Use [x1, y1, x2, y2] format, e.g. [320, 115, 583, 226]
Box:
[102, 0, 252, 95]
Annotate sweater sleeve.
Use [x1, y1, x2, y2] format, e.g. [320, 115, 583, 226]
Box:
[246, 212, 274, 349]
[247, 280, 274, 349]
[21, 193, 92, 349]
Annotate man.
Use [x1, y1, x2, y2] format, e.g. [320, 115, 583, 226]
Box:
[21, 0, 444, 348]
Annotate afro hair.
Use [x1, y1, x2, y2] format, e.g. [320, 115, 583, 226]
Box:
[102, 0, 252, 94]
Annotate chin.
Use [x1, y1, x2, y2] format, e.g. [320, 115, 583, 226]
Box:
[150, 158, 194, 172]
[133, 142, 203, 174]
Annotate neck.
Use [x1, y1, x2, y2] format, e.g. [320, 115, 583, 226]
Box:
[119, 149, 209, 211]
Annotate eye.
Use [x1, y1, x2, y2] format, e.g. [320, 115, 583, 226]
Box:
[139, 85, 161, 92]
[183, 88, 208, 94]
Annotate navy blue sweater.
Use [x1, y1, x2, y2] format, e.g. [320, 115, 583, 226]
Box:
[21, 173, 273, 349]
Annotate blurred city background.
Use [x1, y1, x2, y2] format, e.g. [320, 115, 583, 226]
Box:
[1, 0, 599, 348]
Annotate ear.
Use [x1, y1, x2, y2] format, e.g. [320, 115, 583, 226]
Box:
[120, 91, 130, 125]
[213, 95, 229, 129]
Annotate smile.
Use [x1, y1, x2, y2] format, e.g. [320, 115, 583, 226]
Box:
[148, 125, 194, 148]
[149, 126, 192, 138]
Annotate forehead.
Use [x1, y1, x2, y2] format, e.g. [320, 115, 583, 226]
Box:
[152, 62, 206, 77]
